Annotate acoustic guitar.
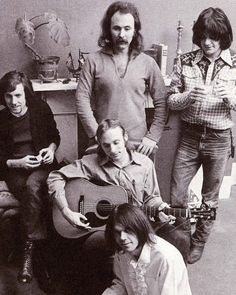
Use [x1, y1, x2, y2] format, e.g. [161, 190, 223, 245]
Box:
[53, 178, 216, 239]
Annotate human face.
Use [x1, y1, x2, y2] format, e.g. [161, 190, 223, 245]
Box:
[200, 37, 221, 60]
[110, 11, 135, 52]
[114, 223, 141, 257]
[4, 83, 27, 117]
[100, 126, 128, 164]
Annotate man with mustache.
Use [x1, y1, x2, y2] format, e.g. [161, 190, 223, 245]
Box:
[76, 1, 167, 157]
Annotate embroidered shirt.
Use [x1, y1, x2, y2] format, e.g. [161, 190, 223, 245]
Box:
[76, 49, 167, 144]
[102, 235, 192, 295]
[47, 151, 163, 210]
[167, 49, 236, 130]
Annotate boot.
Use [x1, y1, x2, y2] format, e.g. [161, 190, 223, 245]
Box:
[17, 240, 34, 284]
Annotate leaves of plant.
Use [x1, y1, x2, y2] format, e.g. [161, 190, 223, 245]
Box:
[15, 17, 35, 45]
[44, 12, 70, 47]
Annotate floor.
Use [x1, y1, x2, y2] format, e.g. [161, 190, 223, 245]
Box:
[0, 185, 236, 295]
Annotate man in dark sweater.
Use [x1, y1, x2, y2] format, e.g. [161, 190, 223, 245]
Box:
[0, 71, 60, 284]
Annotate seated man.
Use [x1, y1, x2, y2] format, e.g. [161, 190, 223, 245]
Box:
[103, 203, 192, 295]
[0, 71, 60, 284]
[47, 119, 190, 292]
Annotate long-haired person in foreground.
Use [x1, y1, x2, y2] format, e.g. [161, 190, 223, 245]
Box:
[103, 203, 192, 295]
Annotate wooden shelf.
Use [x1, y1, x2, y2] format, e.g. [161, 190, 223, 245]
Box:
[31, 78, 78, 92]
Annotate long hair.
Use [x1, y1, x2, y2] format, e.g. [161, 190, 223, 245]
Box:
[0, 71, 34, 106]
[105, 203, 155, 253]
[96, 119, 132, 157]
[192, 7, 233, 50]
[98, 1, 143, 53]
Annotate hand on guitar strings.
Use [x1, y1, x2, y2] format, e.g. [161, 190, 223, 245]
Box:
[61, 207, 92, 230]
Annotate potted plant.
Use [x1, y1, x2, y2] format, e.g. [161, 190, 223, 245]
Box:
[15, 12, 70, 82]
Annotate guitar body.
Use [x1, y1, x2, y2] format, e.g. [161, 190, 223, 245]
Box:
[53, 178, 128, 239]
[53, 179, 216, 239]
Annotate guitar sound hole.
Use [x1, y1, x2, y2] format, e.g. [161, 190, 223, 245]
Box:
[97, 200, 113, 217]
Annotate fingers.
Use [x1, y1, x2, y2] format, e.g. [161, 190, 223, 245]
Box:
[136, 144, 153, 156]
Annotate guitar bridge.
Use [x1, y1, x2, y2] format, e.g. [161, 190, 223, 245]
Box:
[78, 195, 84, 215]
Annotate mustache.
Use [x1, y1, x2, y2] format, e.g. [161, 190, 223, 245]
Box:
[116, 38, 128, 43]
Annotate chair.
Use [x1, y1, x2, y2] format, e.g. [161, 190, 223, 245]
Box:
[0, 181, 20, 219]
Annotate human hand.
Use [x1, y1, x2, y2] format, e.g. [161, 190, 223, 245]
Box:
[136, 137, 157, 156]
[189, 86, 210, 103]
[39, 147, 55, 165]
[214, 83, 235, 103]
[158, 202, 176, 224]
[16, 155, 42, 170]
[61, 207, 91, 230]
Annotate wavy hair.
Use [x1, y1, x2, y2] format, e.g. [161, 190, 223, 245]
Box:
[98, 1, 143, 53]
[0, 71, 34, 106]
[193, 7, 233, 50]
[105, 203, 155, 253]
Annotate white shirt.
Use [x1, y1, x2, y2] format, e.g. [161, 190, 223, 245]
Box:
[103, 235, 192, 295]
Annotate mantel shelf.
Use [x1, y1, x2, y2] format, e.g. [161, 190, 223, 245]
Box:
[31, 78, 78, 92]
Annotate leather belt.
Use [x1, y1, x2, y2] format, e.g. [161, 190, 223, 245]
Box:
[182, 121, 230, 133]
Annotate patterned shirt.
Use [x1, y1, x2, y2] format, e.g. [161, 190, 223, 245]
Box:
[167, 49, 236, 130]
[102, 235, 192, 295]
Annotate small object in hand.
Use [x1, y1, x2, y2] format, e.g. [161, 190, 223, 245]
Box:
[35, 154, 43, 162]
[62, 78, 71, 84]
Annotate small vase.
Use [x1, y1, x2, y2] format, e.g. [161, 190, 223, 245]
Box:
[35, 56, 60, 82]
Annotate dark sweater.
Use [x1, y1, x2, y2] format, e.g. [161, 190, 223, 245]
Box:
[0, 96, 60, 174]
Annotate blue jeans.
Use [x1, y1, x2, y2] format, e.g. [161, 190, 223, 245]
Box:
[171, 122, 231, 245]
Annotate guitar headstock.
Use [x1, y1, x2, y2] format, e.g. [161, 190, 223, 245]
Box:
[190, 207, 216, 220]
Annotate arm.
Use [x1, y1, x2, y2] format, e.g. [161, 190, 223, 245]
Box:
[158, 256, 191, 295]
[137, 58, 167, 156]
[47, 160, 94, 228]
[167, 58, 194, 110]
[75, 55, 99, 139]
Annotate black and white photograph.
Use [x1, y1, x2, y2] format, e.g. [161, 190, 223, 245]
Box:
[0, 0, 235, 294]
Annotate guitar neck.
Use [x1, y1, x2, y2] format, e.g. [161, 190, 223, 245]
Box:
[142, 206, 191, 219]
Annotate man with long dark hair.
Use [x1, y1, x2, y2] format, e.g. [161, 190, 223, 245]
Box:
[167, 7, 236, 264]
[103, 203, 191, 295]
[0, 71, 60, 284]
[76, 1, 167, 157]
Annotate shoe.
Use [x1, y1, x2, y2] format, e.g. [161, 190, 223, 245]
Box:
[188, 244, 204, 264]
[17, 240, 34, 284]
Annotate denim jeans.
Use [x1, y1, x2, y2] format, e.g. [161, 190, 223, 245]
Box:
[171, 122, 231, 245]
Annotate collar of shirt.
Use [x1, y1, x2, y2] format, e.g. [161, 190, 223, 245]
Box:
[100, 47, 140, 59]
[128, 237, 155, 269]
[98, 150, 143, 167]
[193, 49, 232, 67]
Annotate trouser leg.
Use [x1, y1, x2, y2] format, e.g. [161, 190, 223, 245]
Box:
[5, 168, 51, 240]
[192, 146, 230, 246]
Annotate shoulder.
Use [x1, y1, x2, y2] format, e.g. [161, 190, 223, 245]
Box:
[180, 50, 199, 66]
[137, 52, 157, 65]
[229, 49, 236, 66]
[0, 108, 11, 128]
[152, 236, 183, 261]
[28, 97, 52, 113]
[132, 151, 154, 166]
